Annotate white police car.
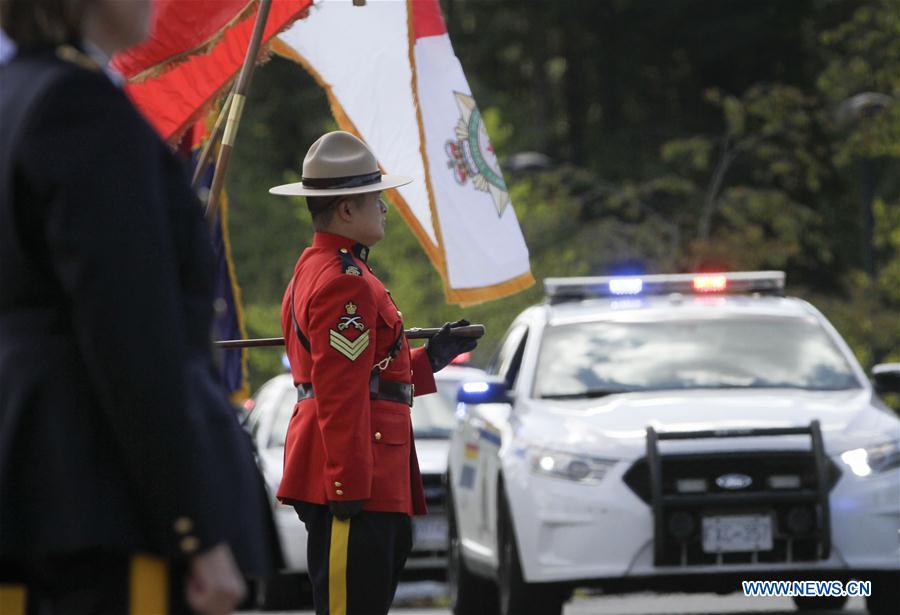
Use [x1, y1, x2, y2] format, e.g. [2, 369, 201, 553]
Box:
[446, 272, 900, 615]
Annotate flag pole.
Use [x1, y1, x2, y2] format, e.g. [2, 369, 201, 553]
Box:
[204, 0, 274, 229]
[191, 91, 233, 190]
[214, 325, 486, 349]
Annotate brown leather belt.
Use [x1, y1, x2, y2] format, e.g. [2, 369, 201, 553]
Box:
[297, 375, 413, 406]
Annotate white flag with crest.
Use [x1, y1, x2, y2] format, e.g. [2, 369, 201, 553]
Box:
[274, 0, 533, 305]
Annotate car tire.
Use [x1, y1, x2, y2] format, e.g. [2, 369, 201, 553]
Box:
[447, 484, 499, 615]
[498, 493, 567, 615]
[792, 595, 848, 611]
[255, 572, 314, 611]
[866, 572, 900, 615]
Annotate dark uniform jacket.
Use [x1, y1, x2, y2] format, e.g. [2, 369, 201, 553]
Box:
[277, 232, 436, 515]
[0, 46, 279, 573]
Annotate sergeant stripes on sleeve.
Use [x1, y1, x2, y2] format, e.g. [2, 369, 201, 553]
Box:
[329, 329, 370, 361]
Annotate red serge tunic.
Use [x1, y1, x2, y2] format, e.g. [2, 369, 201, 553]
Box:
[277, 232, 437, 515]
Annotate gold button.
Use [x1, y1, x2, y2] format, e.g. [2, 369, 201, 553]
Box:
[374, 432, 382, 441]
[336, 489, 344, 496]
[397, 310, 402, 318]
[340, 248, 349, 253]
[180, 536, 200, 554]
[173, 517, 193, 534]
[334, 481, 342, 487]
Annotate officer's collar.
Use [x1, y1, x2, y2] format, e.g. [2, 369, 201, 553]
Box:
[351, 243, 369, 263]
[312, 232, 370, 262]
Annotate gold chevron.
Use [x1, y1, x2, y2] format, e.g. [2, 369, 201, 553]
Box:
[329, 330, 369, 361]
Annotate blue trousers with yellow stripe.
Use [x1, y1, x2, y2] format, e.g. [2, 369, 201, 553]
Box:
[296, 504, 412, 615]
[0, 551, 186, 615]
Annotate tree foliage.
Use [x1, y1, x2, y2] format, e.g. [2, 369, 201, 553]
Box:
[226, 0, 899, 403]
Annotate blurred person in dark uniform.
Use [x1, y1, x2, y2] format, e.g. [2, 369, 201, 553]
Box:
[269, 131, 476, 615]
[0, 1, 280, 613]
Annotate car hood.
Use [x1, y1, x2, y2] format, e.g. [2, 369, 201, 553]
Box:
[513, 388, 899, 459]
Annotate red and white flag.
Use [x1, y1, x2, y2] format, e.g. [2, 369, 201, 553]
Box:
[275, 0, 533, 305]
[113, 0, 313, 142]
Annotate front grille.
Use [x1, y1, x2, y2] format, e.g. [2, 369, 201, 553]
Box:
[623, 452, 841, 505]
[624, 422, 839, 567]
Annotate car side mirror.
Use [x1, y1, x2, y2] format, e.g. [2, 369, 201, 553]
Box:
[457, 376, 513, 405]
[872, 363, 900, 394]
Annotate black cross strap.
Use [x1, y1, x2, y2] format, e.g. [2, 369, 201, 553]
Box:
[290, 279, 311, 354]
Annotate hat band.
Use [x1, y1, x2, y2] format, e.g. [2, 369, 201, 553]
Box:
[301, 171, 382, 190]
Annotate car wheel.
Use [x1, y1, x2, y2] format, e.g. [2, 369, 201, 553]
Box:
[792, 595, 848, 611]
[447, 484, 499, 615]
[255, 573, 314, 611]
[866, 573, 900, 615]
[498, 493, 567, 615]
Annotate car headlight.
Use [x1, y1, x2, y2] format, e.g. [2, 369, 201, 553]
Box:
[840, 440, 900, 477]
[528, 447, 616, 484]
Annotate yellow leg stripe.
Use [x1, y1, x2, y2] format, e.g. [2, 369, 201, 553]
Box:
[129, 555, 168, 615]
[328, 518, 351, 615]
[0, 585, 26, 615]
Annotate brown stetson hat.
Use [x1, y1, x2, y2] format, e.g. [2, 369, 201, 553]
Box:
[269, 131, 412, 197]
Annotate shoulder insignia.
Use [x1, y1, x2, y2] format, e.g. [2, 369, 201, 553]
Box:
[337, 248, 364, 276]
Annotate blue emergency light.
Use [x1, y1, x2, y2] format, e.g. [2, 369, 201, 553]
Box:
[457, 377, 512, 405]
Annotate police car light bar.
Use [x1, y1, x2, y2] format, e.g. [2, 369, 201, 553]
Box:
[544, 271, 785, 303]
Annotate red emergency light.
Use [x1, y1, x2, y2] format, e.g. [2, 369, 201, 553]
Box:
[692, 274, 728, 293]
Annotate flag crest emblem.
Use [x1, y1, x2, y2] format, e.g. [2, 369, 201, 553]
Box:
[446, 92, 510, 217]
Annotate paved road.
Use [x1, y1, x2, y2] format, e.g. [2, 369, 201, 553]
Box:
[241, 582, 868, 614]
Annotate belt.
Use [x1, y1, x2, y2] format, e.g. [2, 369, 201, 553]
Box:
[297, 374, 414, 406]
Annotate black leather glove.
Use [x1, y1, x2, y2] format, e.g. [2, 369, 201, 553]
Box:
[329, 499, 365, 520]
[424, 319, 478, 373]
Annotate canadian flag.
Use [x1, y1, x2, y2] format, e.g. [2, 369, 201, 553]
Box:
[275, 0, 533, 305]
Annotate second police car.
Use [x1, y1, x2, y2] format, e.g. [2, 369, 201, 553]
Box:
[446, 272, 900, 615]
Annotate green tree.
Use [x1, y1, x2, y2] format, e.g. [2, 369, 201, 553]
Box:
[224, 0, 899, 398]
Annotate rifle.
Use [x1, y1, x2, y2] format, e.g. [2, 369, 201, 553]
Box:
[215, 324, 485, 349]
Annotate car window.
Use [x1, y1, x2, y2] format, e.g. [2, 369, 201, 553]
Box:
[247, 381, 283, 438]
[533, 316, 860, 398]
[268, 388, 296, 448]
[411, 378, 461, 439]
[488, 324, 527, 377]
[502, 331, 528, 389]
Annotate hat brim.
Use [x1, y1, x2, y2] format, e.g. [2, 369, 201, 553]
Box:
[269, 174, 413, 197]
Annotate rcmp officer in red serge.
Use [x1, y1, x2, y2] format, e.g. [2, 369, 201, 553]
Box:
[270, 131, 476, 615]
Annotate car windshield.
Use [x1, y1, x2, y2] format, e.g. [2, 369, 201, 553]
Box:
[533, 315, 860, 398]
[411, 379, 461, 439]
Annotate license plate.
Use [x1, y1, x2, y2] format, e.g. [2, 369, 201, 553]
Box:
[412, 515, 448, 551]
[701, 515, 773, 553]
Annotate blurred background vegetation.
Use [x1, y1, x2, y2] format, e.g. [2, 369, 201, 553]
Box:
[225, 0, 899, 403]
